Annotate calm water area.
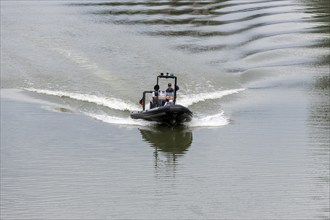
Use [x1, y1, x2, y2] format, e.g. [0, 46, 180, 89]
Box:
[1, 0, 329, 219]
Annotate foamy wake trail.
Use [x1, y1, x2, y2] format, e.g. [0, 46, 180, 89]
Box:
[86, 113, 152, 126]
[178, 88, 245, 107]
[25, 88, 140, 111]
[189, 111, 229, 127]
[25, 88, 243, 128]
[87, 112, 228, 127]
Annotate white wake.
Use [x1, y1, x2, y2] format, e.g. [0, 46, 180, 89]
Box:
[25, 88, 140, 111]
[178, 88, 245, 107]
[25, 87, 245, 128]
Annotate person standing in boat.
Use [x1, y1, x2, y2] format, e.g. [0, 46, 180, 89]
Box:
[166, 83, 174, 93]
[165, 83, 175, 105]
[166, 83, 179, 93]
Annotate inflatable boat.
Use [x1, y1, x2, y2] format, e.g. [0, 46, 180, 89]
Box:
[130, 73, 192, 126]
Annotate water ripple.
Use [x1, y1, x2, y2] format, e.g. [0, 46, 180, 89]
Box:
[69, 0, 329, 60]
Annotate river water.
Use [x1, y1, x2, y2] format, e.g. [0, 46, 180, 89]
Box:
[1, 0, 329, 219]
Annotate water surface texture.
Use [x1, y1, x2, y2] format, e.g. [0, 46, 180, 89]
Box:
[1, 0, 329, 219]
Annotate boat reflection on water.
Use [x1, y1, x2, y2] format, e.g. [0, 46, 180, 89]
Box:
[139, 125, 193, 163]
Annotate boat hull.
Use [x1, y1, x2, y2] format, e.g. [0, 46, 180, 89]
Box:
[131, 104, 192, 126]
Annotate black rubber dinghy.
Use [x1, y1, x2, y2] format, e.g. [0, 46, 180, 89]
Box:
[130, 73, 193, 126]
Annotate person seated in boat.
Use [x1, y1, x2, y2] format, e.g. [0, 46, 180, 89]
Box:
[164, 99, 174, 106]
[150, 91, 158, 109]
[151, 88, 166, 108]
[151, 91, 162, 108]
